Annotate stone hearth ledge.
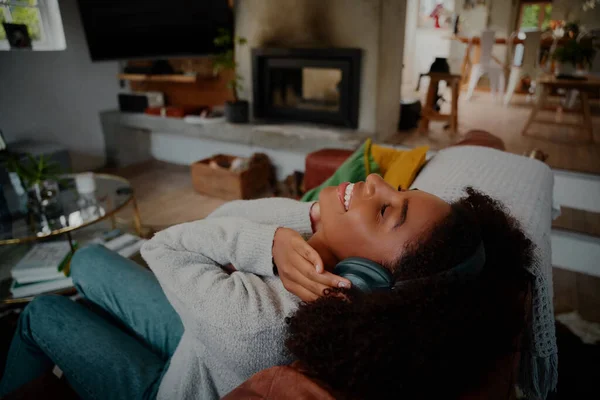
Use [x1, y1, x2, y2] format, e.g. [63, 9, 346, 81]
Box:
[101, 110, 372, 154]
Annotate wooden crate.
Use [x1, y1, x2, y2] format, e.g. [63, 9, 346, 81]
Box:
[190, 154, 273, 200]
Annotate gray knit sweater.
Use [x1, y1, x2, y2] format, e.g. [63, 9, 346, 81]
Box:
[141, 198, 314, 400]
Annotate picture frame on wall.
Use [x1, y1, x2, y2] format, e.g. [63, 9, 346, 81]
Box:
[2, 23, 33, 49]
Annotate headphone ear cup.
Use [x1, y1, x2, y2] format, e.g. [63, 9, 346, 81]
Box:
[333, 257, 394, 293]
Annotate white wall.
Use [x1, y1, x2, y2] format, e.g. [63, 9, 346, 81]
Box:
[553, 170, 600, 214]
[401, 0, 419, 85]
[415, 30, 453, 76]
[552, 231, 600, 278]
[150, 132, 307, 181]
[551, 0, 600, 72]
[551, 0, 600, 29]
[448, 0, 517, 72]
[235, 0, 382, 133]
[0, 0, 119, 171]
[403, 1, 461, 86]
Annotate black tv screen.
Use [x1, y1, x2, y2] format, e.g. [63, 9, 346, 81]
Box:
[77, 0, 233, 61]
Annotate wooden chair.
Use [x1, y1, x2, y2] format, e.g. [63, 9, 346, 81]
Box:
[419, 73, 462, 135]
[465, 30, 506, 102]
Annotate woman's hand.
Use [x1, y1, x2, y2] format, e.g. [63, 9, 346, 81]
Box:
[273, 227, 351, 301]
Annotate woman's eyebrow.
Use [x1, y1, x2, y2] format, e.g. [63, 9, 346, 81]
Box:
[393, 199, 409, 230]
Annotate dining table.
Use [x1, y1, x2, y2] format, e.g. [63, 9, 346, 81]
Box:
[449, 35, 564, 85]
[522, 74, 600, 144]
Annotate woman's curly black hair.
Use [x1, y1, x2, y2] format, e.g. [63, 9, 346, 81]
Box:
[285, 188, 534, 399]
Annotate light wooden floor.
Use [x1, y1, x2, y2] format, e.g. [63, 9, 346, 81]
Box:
[102, 161, 226, 232]
[388, 88, 600, 175]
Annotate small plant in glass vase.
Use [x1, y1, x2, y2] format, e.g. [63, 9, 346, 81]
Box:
[5, 154, 65, 220]
[212, 28, 249, 123]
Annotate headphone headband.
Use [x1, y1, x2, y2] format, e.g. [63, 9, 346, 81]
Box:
[393, 241, 486, 290]
[449, 241, 486, 278]
[334, 242, 486, 293]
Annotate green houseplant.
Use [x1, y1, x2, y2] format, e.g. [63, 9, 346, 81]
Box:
[5, 153, 64, 218]
[552, 39, 596, 76]
[212, 28, 249, 123]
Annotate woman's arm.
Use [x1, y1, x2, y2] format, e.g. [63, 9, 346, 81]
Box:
[207, 198, 314, 237]
[142, 217, 305, 378]
[141, 217, 290, 330]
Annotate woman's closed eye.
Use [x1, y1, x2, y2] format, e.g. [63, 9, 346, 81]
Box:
[380, 204, 390, 217]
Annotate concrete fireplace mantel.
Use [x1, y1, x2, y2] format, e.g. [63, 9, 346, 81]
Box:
[235, 0, 406, 141]
[100, 110, 372, 178]
[101, 110, 370, 152]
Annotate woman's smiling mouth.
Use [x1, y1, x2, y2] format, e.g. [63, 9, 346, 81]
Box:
[337, 182, 355, 211]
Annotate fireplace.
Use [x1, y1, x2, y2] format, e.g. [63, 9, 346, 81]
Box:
[252, 48, 362, 129]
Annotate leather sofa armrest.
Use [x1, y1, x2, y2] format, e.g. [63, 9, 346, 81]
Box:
[460, 280, 532, 400]
[303, 149, 354, 192]
[450, 130, 506, 151]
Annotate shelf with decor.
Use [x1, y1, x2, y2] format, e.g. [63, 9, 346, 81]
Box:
[117, 74, 198, 83]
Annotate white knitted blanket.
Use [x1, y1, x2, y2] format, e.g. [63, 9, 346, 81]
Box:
[411, 146, 557, 399]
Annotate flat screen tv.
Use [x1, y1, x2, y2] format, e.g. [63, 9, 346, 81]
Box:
[77, 0, 233, 61]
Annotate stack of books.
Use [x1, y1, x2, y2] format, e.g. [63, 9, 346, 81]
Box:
[9, 231, 147, 298]
[10, 241, 74, 298]
[90, 231, 147, 259]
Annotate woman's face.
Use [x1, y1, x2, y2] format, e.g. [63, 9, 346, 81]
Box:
[318, 174, 451, 266]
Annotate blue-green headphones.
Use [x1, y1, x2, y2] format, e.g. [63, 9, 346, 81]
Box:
[333, 242, 486, 293]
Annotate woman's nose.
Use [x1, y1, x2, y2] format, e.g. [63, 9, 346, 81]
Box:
[365, 174, 383, 196]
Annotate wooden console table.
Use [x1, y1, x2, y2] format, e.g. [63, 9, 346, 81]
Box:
[522, 76, 600, 144]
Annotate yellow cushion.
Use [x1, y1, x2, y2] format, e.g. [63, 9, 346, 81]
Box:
[370, 144, 400, 174]
[371, 144, 429, 190]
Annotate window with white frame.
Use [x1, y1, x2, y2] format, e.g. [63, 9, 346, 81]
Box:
[0, 0, 65, 50]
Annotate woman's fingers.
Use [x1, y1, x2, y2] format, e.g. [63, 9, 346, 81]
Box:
[283, 263, 331, 297]
[291, 249, 352, 289]
[287, 282, 319, 302]
[289, 253, 352, 293]
[301, 264, 351, 289]
[295, 239, 325, 273]
[277, 235, 353, 299]
[317, 271, 352, 289]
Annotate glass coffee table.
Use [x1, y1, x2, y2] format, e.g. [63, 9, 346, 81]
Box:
[0, 174, 143, 304]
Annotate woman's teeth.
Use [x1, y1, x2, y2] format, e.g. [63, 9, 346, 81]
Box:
[344, 183, 354, 211]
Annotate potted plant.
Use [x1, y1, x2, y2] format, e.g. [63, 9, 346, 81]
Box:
[213, 28, 249, 123]
[552, 39, 596, 76]
[5, 153, 64, 219]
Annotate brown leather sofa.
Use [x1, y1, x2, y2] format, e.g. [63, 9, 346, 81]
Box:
[224, 131, 531, 400]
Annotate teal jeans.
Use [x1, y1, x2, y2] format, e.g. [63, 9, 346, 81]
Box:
[0, 244, 184, 399]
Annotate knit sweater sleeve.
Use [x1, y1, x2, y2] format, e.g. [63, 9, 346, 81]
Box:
[141, 217, 291, 330]
[207, 198, 314, 236]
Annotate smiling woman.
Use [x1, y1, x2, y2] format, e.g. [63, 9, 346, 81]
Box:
[316, 174, 451, 268]
[286, 181, 534, 399]
[0, 173, 535, 400]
